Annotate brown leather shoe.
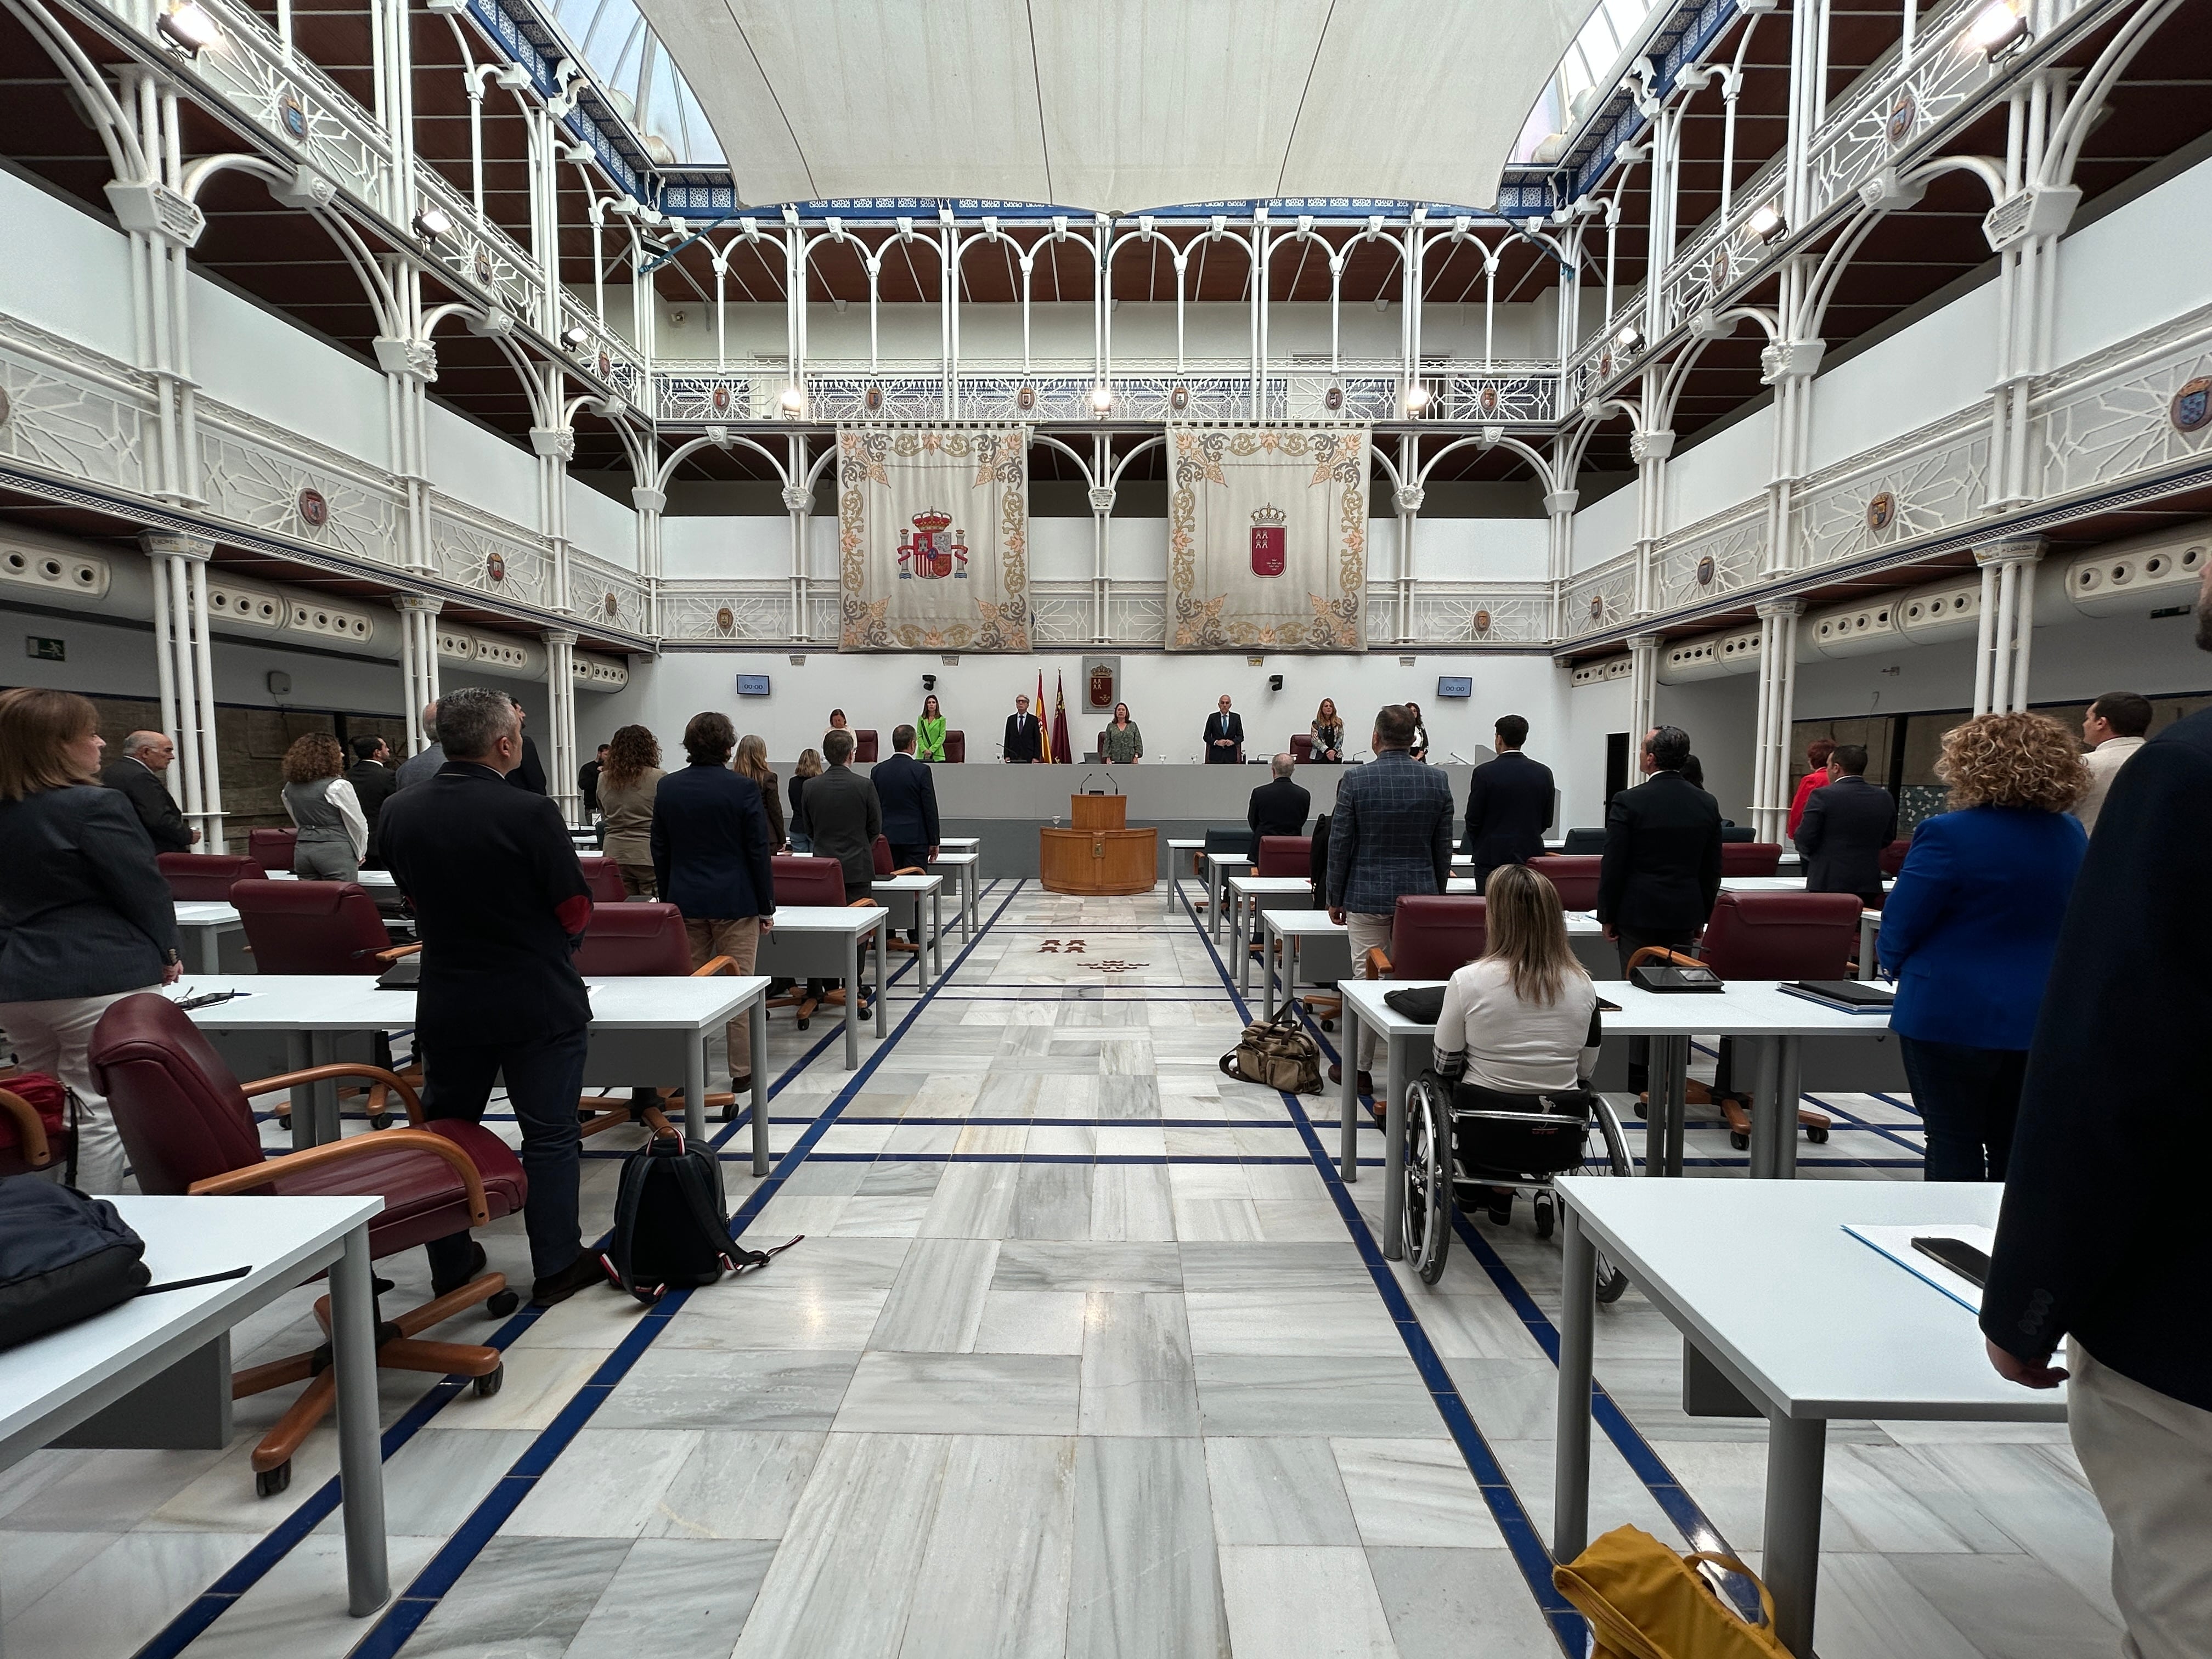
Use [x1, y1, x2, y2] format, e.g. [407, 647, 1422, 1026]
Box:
[1325, 1062, 1375, 1093]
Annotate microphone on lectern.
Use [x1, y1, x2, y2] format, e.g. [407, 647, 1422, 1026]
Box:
[1449, 751, 1472, 765]
[1078, 771, 1120, 795]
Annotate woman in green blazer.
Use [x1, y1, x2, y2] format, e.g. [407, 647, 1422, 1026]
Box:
[917, 695, 948, 763]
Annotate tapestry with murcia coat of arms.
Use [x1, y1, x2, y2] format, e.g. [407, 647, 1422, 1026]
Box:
[1165, 427, 1369, 651]
[838, 427, 1030, 652]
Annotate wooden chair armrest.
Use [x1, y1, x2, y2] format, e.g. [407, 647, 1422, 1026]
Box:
[691, 956, 738, 977]
[846, 898, 877, 909]
[1363, 947, 1391, 979]
[189, 1127, 489, 1227]
[1624, 946, 1702, 972]
[241, 1063, 425, 1125]
[891, 865, 928, 878]
[374, 944, 421, 963]
[0, 1087, 52, 1167]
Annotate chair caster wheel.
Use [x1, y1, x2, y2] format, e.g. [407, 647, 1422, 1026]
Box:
[1729, 1131, 1750, 1151]
[1805, 1126, 1830, 1144]
[473, 1364, 504, 1398]
[368, 1114, 391, 1131]
[720, 1100, 737, 1122]
[1321, 1019, 1335, 1032]
[1534, 1196, 1556, 1239]
[796, 1016, 810, 1031]
[488, 1289, 519, 1317]
[255, 1461, 291, 1499]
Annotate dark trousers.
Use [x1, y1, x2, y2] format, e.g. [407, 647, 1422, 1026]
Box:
[420, 1025, 589, 1283]
[1899, 1035, 2027, 1182]
[1615, 928, 1697, 1094]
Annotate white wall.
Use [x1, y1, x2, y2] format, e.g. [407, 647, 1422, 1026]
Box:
[0, 166, 135, 361]
[1570, 482, 1637, 572]
[1559, 676, 1630, 829]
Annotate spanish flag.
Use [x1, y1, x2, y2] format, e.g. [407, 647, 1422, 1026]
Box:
[1035, 669, 1049, 761]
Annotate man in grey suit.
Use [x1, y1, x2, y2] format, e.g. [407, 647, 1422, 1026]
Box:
[1796, 743, 1897, 910]
[393, 703, 445, 791]
[100, 731, 196, 851]
[1325, 704, 1455, 1091]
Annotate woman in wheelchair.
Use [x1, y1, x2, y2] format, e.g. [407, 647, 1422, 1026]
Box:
[1407, 862, 1633, 1291]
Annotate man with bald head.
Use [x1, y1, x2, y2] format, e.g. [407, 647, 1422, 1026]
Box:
[100, 730, 195, 850]
[393, 701, 445, 791]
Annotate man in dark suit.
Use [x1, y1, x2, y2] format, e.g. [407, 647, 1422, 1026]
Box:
[99, 730, 195, 852]
[805, 728, 883, 899]
[1002, 695, 1045, 764]
[652, 710, 776, 1092]
[1598, 726, 1723, 1092]
[1462, 714, 1554, 887]
[1325, 705, 1455, 1090]
[579, 744, 609, 816]
[503, 696, 549, 795]
[1203, 695, 1245, 764]
[872, 724, 941, 945]
[1795, 743, 1895, 909]
[379, 687, 599, 1308]
[1248, 754, 1310, 841]
[1982, 568, 2212, 1656]
[346, 735, 396, 866]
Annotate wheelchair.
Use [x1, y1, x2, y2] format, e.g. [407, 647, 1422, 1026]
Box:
[1401, 1071, 1633, 1300]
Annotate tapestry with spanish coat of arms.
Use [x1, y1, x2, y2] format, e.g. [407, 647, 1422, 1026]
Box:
[1165, 426, 1369, 651]
[838, 427, 1030, 652]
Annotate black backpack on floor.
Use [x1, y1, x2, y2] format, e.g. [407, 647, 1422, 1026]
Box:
[600, 1135, 798, 1304]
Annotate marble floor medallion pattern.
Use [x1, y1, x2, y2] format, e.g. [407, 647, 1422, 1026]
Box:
[0, 878, 2120, 1659]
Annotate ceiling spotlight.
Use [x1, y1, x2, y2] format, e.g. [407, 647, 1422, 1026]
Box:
[1090, 383, 1114, 413]
[411, 205, 453, 243]
[1969, 1, 2029, 56]
[1404, 383, 1432, 413]
[156, 1, 219, 56]
[778, 383, 806, 414]
[560, 325, 589, 351]
[1746, 201, 1785, 242]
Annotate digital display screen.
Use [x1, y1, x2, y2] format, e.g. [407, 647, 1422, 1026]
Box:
[1436, 676, 1473, 699]
[736, 674, 771, 697]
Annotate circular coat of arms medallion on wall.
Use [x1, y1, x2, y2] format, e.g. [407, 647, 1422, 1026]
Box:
[1696, 555, 1716, 586]
[2171, 377, 2212, 435]
[1325, 385, 1344, 411]
[296, 488, 328, 528]
[711, 384, 731, 414]
[1015, 385, 1035, 412]
[603, 592, 619, 619]
[473, 249, 492, 286]
[1479, 386, 1500, 416]
[866, 384, 885, 413]
[715, 606, 734, 634]
[0, 387, 12, 428]
[1170, 385, 1189, 413]
[486, 552, 505, 583]
[1589, 595, 1605, 621]
[279, 88, 308, 143]
[1712, 248, 1731, 292]
[1887, 90, 1917, 146]
[595, 349, 612, 381]
[1472, 608, 1492, 635]
[1598, 349, 1615, 380]
[1866, 491, 1898, 533]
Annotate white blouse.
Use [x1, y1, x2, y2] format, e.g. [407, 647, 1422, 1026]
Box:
[1430, 958, 1600, 1095]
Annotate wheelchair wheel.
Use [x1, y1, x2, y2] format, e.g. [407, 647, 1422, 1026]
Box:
[1533, 1192, 1556, 1239]
[1590, 1097, 1634, 1305]
[1402, 1076, 1453, 1285]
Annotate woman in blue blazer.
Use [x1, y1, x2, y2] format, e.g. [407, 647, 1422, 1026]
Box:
[1878, 714, 2091, 1181]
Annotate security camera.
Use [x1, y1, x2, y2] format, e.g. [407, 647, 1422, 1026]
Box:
[922, 673, 937, 690]
[1267, 674, 1283, 692]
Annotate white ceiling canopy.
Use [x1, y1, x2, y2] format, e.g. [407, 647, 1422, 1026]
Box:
[629, 0, 1596, 212]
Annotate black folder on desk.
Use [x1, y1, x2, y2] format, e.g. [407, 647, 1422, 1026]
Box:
[1778, 979, 1893, 1013]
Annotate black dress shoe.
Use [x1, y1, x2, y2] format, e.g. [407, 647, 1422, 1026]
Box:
[531, 1254, 608, 1308]
[431, 1242, 487, 1299]
[731, 1075, 752, 1096]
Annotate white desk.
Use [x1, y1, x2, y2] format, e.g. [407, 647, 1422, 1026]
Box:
[1335, 978, 1897, 1255]
[267, 868, 398, 891]
[938, 836, 980, 852]
[174, 901, 245, 975]
[177, 974, 774, 1168]
[1257, 909, 1352, 1019]
[1551, 1178, 2061, 1656]
[1166, 839, 1204, 912]
[753, 905, 890, 1070]
[927, 851, 981, 938]
[1720, 876, 1894, 894]
[1203, 854, 1251, 941]
[1225, 876, 1318, 995]
[0, 1195, 390, 1637]
[871, 873, 946, 985]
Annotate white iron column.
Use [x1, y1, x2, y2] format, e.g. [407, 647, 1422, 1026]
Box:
[632, 484, 666, 636]
[1089, 481, 1115, 644]
[109, 69, 207, 506]
[1395, 482, 1425, 645]
[140, 532, 224, 850]
[1751, 598, 1803, 844]
[1627, 634, 1662, 748]
[530, 410, 574, 613]
[393, 596, 443, 752]
[375, 332, 437, 572]
[1544, 484, 1579, 637]
[785, 484, 812, 645]
[1759, 321, 1823, 579]
[541, 629, 579, 822]
[1972, 539, 2044, 714]
[1629, 425, 1673, 614]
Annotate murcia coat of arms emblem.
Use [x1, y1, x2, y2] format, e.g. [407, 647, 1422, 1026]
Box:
[1249, 503, 1286, 577]
[2171, 377, 2212, 436]
[897, 507, 969, 582]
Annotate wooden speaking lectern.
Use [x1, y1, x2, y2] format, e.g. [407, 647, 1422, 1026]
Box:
[1040, 793, 1158, 896]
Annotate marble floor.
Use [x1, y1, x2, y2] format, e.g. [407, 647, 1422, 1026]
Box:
[1, 877, 2126, 1659]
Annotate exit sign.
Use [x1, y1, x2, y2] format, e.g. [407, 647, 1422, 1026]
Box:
[26, 635, 64, 662]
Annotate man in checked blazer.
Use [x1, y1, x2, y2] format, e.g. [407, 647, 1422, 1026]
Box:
[1325, 703, 1456, 1090]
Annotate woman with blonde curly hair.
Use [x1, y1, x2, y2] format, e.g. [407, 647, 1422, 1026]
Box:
[280, 731, 368, 880]
[1877, 712, 2091, 1181]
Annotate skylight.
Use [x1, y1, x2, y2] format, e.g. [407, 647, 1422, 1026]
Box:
[1512, 0, 1667, 164]
[542, 0, 724, 165]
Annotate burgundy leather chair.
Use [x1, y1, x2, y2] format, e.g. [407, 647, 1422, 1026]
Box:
[854, 730, 879, 764]
[1256, 836, 1312, 877]
[768, 856, 875, 1027]
[1528, 854, 1601, 912]
[575, 854, 629, 903]
[230, 879, 416, 1127]
[1290, 734, 1315, 763]
[1628, 890, 1858, 1146]
[247, 826, 297, 873]
[1878, 837, 1912, 878]
[942, 730, 966, 763]
[571, 902, 743, 1131]
[158, 852, 263, 901]
[0, 1076, 65, 1177]
[90, 992, 523, 1497]
[1365, 895, 1488, 979]
[1720, 841, 1783, 877]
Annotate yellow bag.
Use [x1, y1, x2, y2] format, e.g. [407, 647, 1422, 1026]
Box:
[1553, 1526, 1795, 1659]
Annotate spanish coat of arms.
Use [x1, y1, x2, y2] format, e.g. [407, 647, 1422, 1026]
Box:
[896, 509, 969, 581]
